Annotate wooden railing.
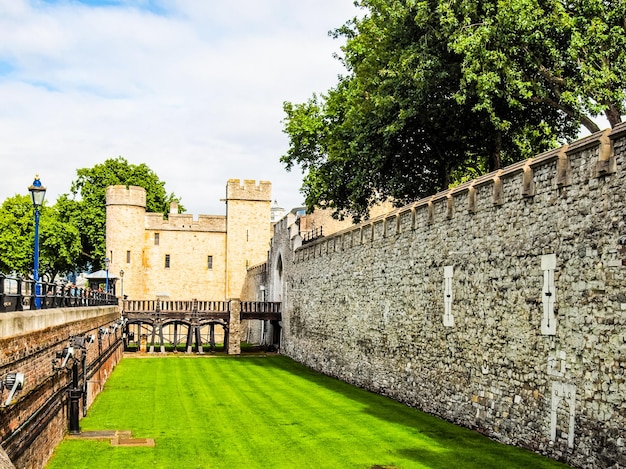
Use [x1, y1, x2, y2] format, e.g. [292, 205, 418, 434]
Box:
[122, 299, 281, 321]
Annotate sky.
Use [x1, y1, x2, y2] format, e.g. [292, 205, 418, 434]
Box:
[0, 0, 361, 215]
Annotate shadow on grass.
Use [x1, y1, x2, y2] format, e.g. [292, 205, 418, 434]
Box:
[238, 354, 570, 469]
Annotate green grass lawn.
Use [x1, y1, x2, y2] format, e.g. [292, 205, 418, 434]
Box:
[46, 355, 570, 469]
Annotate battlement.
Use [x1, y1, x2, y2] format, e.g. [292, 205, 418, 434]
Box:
[145, 212, 227, 232]
[274, 123, 626, 467]
[293, 124, 626, 259]
[226, 179, 272, 202]
[106, 185, 147, 208]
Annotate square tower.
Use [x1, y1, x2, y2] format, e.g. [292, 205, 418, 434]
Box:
[225, 179, 272, 299]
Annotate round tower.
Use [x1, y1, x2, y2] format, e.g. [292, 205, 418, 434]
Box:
[106, 185, 147, 300]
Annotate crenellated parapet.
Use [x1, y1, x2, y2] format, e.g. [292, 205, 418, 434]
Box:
[226, 179, 272, 202]
[106, 178, 273, 301]
[145, 213, 227, 232]
[280, 123, 626, 468]
[294, 125, 623, 259]
[105, 185, 147, 208]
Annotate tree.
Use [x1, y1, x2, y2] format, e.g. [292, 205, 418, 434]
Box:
[0, 196, 34, 276]
[57, 157, 182, 271]
[282, 0, 582, 220]
[0, 195, 81, 281]
[440, 0, 626, 133]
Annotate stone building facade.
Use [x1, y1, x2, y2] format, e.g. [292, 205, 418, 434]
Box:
[253, 124, 626, 468]
[106, 179, 272, 301]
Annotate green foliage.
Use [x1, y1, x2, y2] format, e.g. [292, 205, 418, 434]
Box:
[440, 0, 626, 131]
[0, 196, 35, 276]
[57, 157, 182, 271]
[39, 204, 82, 281]
[46, 356, 570, 469]
[0, 195, 80, 280]
[282, 0, 623, 220]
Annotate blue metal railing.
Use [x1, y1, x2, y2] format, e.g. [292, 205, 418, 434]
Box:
[0, 274, 118, 312]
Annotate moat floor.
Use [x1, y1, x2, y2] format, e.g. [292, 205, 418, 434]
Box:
[46, 355, 571, 469]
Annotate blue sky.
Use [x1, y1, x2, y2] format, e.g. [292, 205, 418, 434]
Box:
[0, 0, 359, 215]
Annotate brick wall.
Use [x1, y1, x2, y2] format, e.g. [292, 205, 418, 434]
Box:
[266, 124, 626, 468]
[0, 306, 122, 469]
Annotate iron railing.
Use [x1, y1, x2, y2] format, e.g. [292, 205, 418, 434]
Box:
[240, 301, 281, 321]
[302, 226, 323, 245]
[0, 274, 118, 312]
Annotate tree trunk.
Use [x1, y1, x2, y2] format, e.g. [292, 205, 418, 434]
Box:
[605, 104, 622, 128]
[579, 114, 601, 134]
[489, 132, 502, 171]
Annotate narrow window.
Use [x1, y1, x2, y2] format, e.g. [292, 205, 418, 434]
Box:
[154, 233, 160, 245]
[165, 254, 170, 269]
[126, 250, 131, 263]
[246, 259, 249, 269]
[246, 229, 249, 242]
[207, 255, 213, 270]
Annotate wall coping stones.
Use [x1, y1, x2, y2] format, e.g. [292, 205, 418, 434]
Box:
[0, 306, 119, 339]
[295, 124, 626, 260]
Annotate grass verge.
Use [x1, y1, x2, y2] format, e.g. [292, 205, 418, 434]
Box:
[45, 355, 570, 469]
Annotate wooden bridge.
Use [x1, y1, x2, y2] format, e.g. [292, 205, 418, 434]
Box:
[121, 299, 281, 354]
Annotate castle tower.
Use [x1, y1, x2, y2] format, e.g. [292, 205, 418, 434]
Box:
[225, 179, 272, 298]
[106, 185, 147, 299]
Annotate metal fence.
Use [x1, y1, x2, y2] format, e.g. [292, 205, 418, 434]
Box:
[302, 226, 324, 245]
[0, 274, 118, 312]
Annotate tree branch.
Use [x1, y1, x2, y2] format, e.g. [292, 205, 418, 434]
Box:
[530, 95, 600, 133]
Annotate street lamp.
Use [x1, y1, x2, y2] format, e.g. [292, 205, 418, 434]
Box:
[28, 175, 46, 309]
[104, 257, 110, 293]
[119, 269, 124, 298]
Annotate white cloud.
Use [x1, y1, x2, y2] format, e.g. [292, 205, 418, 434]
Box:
[0, 0, 359, 214]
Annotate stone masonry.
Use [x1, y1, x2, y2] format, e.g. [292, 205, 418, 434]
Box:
[106, 179, 272, 301]
[261, 124, 626, 468]
[0, 306, 122, 469]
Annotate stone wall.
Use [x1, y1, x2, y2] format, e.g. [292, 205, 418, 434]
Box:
[225, 179, 272, 299]
[106, 179, 272, 301]
[240, 263, 267, 345]
[0, 306, 122, 469]
[269, 124, 626, 468]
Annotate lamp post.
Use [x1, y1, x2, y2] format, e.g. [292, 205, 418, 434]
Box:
[104, 257, 110, 294]
[119, 269, 124, 298]
[28, 175, 46, 309]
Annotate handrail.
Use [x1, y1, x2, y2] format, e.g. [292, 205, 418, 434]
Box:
[0, 274, 118, 312]
[122, 299, 282, 321]
[302, 226, 324, 245]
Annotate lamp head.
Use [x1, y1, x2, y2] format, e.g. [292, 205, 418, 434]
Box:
[28, 175, 47, 208]
[71, 334, 95, 349]
[1, 372, 25, 406]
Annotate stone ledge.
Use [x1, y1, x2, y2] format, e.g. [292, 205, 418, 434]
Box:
[67, 430, 155, 447]
[0, 306, 119, 338]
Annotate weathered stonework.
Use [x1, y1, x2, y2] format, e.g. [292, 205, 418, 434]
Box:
[106, 179, 272, 301]
[264, 124, 626, 468]
[0, 306, 122, 469]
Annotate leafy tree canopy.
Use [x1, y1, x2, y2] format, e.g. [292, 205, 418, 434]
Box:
[57, 157, 182, 272]
[282, 0, 624, 220]
[441, 0, 626, 131]
[0, 195, 81, 281]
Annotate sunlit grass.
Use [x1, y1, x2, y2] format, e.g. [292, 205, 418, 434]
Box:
[46, 355, 570, 469]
